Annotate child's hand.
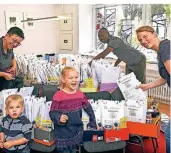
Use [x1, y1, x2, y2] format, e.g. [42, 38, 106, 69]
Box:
[3, 141, 14, 149]
[60, 114, 68, 123]
[0, 142, 4, 148]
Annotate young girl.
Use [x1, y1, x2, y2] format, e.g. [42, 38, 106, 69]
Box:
[49, 67, 96, 153]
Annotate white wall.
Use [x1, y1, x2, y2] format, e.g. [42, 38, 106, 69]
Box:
[0, 4, 93, 55]
[79, 4, 93, 54]
[0, 4, 58, 55]
[56, 4, 79, 54]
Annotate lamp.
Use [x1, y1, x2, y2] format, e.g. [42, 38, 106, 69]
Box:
[21, 14, 72, 23]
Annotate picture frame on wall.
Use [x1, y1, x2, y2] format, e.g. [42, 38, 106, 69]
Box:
[23, 12, 35, 30]
[60, 33, 73, 50]
[5, 11, 23, 30]
[59, 13, 73, 31]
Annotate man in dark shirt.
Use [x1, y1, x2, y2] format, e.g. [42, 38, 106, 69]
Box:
[0, 27, 24, 91]
[89, 28, 146, 83]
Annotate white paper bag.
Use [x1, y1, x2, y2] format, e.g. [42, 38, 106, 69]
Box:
[101, 66, 121, 83]
[124, 99, 147, 123]
[101, 100, 125, 127]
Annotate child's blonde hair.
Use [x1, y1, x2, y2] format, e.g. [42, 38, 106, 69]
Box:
[5, 94, 24, 108]
[59, 66, 78, 89]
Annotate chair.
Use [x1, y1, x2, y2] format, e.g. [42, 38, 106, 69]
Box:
[84, 91, 112, 101]
[110, 87, 125, 101]
[30, 83, 59, 101]
[127, 134, 145, 153]
[29, 140, 55, 153]
[83, 141, 126, 153]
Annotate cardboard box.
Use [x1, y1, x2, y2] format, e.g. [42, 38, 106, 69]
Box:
[104, 128, 129, 143]
[127, 117, 161, 138]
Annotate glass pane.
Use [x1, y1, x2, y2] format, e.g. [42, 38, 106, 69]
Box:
[95, 6, 116, 50]
[152, 22, 157, 27]
[151, 4, 168, 40]
[158, 26, 165, 38]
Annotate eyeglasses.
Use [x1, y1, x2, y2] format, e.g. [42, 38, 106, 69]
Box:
[11, 38, 22, 46]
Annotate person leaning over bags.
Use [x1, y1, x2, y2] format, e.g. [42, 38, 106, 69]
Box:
[136, 25, 170, 153]
[0, 27, 24, 91]
[89, 27, 146, 83]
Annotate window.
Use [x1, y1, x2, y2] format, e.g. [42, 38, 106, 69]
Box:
[94, 4, 143, 50]
[151, 4, 170, 40]
[95, 6, 116, 50]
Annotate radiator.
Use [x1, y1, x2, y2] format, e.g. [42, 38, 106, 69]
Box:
[146, 77, 170, 103]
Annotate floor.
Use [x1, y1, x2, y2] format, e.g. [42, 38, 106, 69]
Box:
[158, 102, 170, 117]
